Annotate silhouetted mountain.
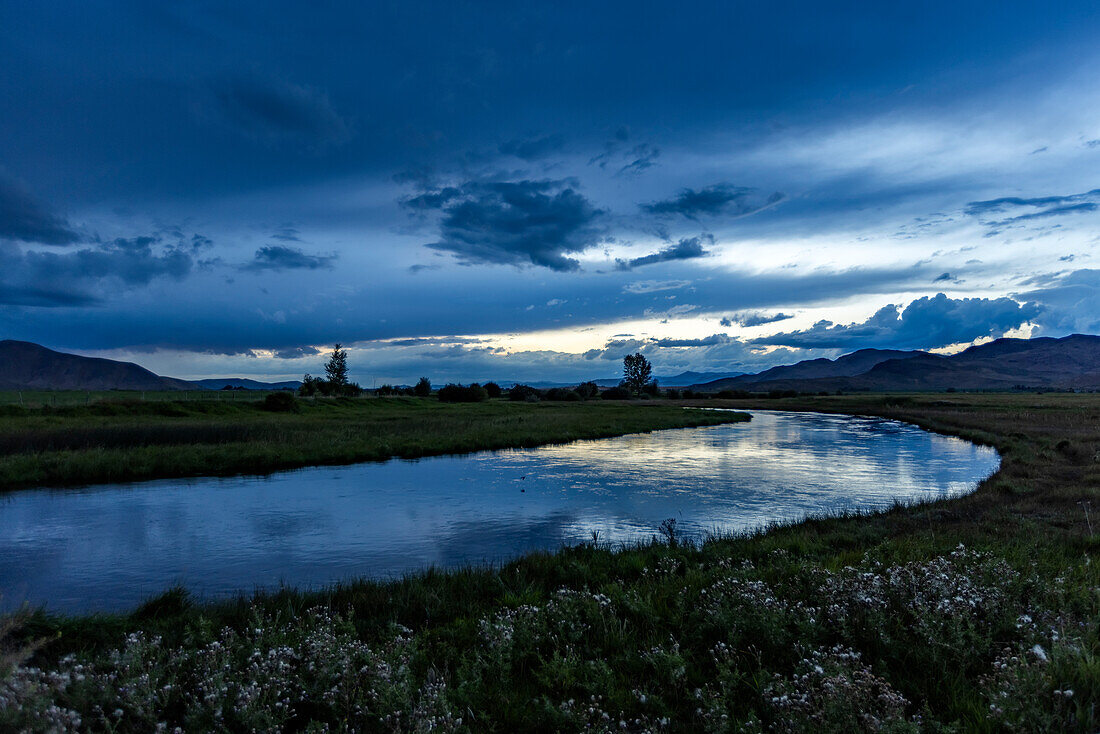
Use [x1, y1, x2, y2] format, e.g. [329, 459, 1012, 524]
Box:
[513, 371, 745, 389]
[192, 378, 302, 390]
[0, 340, 195, 391]
[694, 335, 1100, 392]
[700, 349, 923, 390]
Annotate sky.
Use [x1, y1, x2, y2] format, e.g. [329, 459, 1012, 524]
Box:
[2, 1, 1100, 385]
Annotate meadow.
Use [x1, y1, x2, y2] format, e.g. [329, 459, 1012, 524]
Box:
[2, 393, 1099, 731]
[0, 394, 746, 491]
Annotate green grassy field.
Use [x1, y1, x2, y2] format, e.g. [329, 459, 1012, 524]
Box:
[0, 388, 280, 408]
[3, 394, 1099, 731]
[0, 394, 747, 491]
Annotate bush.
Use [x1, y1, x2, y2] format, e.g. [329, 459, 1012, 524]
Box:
[414, 377, 432, 397]
[261, 392, 299, 412]
[666, 388, 681, 400]
[642, 381, 661, 397]
[575, 381, 600, 400]
[484, 382, 502, 398]
[437, 383, 490, 403]
[375, 384, 395, 396]
[543, 387, 581, 401]
[681, 389, 695, 399]
[508, 384, 541, 402]
[601, 386, 631, 400]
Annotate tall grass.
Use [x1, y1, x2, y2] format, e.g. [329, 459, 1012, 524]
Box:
[3, 394, 1099, 730]
[0, 398, 747, 491]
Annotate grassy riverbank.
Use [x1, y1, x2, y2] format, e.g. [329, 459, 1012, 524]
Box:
[4, 394, 1099, 731]
[0, 396, 747, 491]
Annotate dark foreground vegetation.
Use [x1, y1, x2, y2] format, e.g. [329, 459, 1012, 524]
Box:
[3, 393, 1100, 731]
[0, 396, 745, 491]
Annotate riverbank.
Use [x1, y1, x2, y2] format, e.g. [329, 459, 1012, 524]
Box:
[4, 394, 1099, 731]
[0, 397, 748, 491]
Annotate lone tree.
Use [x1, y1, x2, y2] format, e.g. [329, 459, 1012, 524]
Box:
[414, 376, 432, 397]
[324, 344, 349, 386]
[622, 352, 653, 395]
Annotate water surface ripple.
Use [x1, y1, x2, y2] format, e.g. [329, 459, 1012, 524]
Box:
[0, 410, 999, 612]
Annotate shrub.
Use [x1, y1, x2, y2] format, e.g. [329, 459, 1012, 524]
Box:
[601, 386, 631, 400]
[575, 381, 600, 400]
[508, 384, 541, 402]
[298, 374, 319, 397]
[543, 387, 581, 401]
[261, 392, 299, 412]
[483, 382, 502, 398]
[666, 388, 681, 400]
[437, 383, 490, 403]
[414, 377, 432, 397]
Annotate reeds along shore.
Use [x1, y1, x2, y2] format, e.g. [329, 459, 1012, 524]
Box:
[3, 393, 1100, 731]
[0, 396, 747, 491]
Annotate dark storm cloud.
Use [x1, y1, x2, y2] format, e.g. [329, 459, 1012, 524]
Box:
[0, 176, 81, 245]
[206, 75, 352, 148]
[244, 246, 337, 271]
[498, 135, 565, 161]
[270, 225, 302, 242]
[1017, 269, 1100, 335]
[964, 189, 1100, 216]
[719, 312, 794, 328]
[406, 179, 606, 271]
[642, 184, 786, 220]
[0, 236, 195, 306]
[655, 334, 728, 347]
[759, 294, 1040, 350]
[273, 346, 323, 359]
[964, 189, 1100, 232]
[615, 235, 711, 270]
[617, 144, 660, 175]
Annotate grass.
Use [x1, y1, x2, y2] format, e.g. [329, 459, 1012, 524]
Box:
[3, 393, 1100, 731]
[0, 394, 747, 491]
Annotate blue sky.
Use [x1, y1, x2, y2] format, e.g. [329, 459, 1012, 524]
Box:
[2, 1, 1099, 383]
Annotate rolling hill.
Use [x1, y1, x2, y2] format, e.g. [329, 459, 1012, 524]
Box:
[695, 334, 1100, 393]
[0, 340, 195, 391]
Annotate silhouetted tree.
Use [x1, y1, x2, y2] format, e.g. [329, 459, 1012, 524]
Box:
[484, 382, 502, 398]
[575, 381, 599, 400]
[414, 377, 432, 397]
[299, 374, 319, 396]
[601, 386, 631, 400]
[324, 344, 349, 386]
[622, 352, 653, 395]
[438, 383, 489, 402]
[509, 384, 540, 402]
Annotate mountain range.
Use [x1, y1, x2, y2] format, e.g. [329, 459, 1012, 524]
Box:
[0, 341, 296, 391]
[2, 335, 1099, 393]
[693, 334, 1100, 392]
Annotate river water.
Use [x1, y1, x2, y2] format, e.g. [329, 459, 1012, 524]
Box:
[0, 410, 1000, 612]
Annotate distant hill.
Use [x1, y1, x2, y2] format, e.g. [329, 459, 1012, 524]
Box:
[0, 340, 195, 391]
[694, 335, 1100, 392]
[192, 378, 302, 390]
[512, 371, 745, 389]
[701, 348, 924, 391]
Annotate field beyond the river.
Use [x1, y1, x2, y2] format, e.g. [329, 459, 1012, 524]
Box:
[3, 393, 1100, 731]
[0, 395, 747, 491]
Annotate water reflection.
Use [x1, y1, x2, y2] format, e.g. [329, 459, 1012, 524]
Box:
[0, 410, 999, 612]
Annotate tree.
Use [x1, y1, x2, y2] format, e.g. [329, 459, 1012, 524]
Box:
[324, 344, 349, 386]
[414, 377, 432, 397]
[299, 373, 319, 396]
[622, 352, 653, 395]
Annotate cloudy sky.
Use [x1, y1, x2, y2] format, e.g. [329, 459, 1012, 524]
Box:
[2, 1, 1099, 384]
